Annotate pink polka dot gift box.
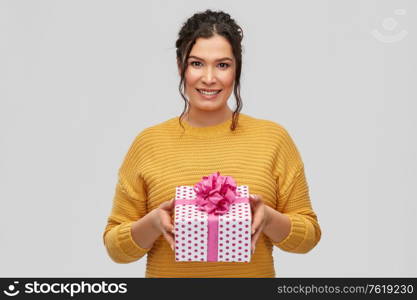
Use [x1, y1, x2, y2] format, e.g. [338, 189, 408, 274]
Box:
[174, 172, 252, 263]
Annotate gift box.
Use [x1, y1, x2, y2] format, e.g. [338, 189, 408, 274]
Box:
[174, 172, 252, 262]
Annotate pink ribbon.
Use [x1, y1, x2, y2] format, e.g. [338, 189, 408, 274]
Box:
[193, 171, 238, 215]
[175, 172, 249, 262]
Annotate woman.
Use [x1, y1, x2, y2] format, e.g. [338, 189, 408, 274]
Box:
[103, 9, 321, 277]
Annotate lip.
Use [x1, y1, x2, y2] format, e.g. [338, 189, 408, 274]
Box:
[196, 88, 222, 100]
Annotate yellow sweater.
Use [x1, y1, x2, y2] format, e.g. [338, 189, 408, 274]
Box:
[102, 113, 321, 277]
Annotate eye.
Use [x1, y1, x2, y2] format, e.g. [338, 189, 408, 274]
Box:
[218, 63, 230, 69]
[190, 61, 202, 67]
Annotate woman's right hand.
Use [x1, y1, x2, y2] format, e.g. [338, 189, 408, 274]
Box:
[151, 198, 176, 251]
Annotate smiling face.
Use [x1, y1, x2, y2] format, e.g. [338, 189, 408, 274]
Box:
[182, 34, 236, 114]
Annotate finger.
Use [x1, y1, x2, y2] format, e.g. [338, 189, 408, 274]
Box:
[162, 229, 175, 250]
[249, 194, 262, 204]
[160, 198, 175, 210]
[161, 212, 175, 234]
[251, 206, 264, 235]
[251, 215, 261, 235]
[249, 194, 258, 207]
[249, 194, 261, 214]
[249, 194, 258, 201]
[251, 223, 264, 254]
[167, 198, 175, 210]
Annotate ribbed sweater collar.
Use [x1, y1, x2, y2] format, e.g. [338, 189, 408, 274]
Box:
[174, 113, 247, 138]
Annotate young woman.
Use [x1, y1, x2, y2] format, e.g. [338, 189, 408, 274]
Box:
[103, 9, 321, 277]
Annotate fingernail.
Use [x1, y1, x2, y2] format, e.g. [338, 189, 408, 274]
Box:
[251, 229, 255, 235]
[252, 246, 256, 254]
[170, 244, 174, 251]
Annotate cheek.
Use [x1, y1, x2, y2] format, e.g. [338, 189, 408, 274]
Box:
[218, 71, 235, 89]
[185, 69, 200, 86]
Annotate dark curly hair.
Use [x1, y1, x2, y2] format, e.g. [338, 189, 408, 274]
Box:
[175, 9, 244, 132]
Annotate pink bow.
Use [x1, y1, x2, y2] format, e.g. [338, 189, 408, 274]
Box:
[193, 172, 238, 215]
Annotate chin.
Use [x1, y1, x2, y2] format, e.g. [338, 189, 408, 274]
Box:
[192, 105, 224, 112]
[192, 99, 227, 109]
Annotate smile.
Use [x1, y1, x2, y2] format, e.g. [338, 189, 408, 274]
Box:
[196, 89, 222, 95]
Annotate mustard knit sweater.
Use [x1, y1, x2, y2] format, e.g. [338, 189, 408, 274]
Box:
[102, 113, 321, 277]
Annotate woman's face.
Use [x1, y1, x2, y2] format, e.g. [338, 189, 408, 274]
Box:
[182, 34, 236, 113]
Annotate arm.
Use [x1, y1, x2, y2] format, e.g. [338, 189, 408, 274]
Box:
[268, 165, 321, 253]
[262, 206, 291, 245]
[102, 131, 160, 263]
[130, 209, 161, 249]
[102, 176, 153, 264]
[265, 125, 321, 253]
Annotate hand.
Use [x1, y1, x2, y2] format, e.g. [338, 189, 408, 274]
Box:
[152, 198, 175, 251]
[249, 194, 270, 255]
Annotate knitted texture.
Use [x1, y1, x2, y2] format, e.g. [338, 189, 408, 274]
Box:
[103, 113, 321, 277]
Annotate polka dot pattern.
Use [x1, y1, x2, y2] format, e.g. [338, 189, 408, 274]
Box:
[174, 202, 208, 262]
[218, 202, 251, 263]
[174, 185, 251, 263]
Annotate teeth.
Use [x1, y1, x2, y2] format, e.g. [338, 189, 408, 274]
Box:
[198, 89, 221, 95]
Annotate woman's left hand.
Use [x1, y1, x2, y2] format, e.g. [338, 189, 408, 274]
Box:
[248, 194, 270, 255]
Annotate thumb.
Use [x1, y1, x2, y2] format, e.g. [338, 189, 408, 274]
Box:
[168, 198, 175, 209]
[161, 198, 175, 211]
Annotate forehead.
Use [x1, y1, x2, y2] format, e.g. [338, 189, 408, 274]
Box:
[189, 34, 234, 61]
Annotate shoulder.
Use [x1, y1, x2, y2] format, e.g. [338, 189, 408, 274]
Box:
[118, 117, 177, 174]
[145, 116, 178, 132]
[128, 116, 177, 147]
[240, 113, 293, 141]
[243, 114, 303, 165]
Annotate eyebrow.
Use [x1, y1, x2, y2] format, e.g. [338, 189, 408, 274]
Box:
[188, 55, 233, 62]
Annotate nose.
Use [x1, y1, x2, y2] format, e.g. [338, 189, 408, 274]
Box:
[202, 66, 216, 85]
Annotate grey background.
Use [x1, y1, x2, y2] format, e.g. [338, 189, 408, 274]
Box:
[1, 0, 416, 277]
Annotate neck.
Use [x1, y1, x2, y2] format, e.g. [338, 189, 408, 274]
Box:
[184, 107, 234, 128]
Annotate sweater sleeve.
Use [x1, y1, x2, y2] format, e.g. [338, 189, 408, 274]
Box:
[102, 133, 152, 263]
[270, 126, 321, 254]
